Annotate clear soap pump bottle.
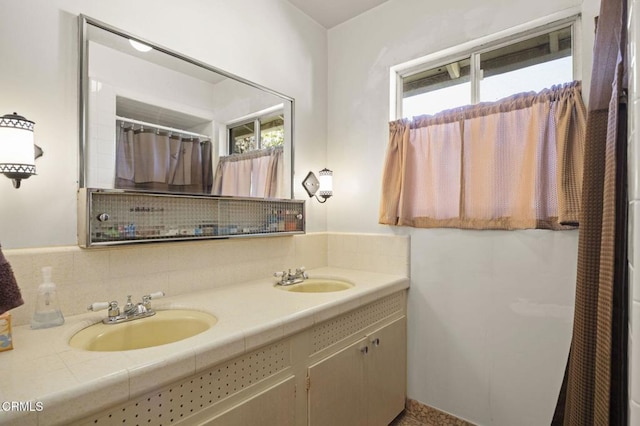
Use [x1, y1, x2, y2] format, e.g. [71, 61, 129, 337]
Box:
[31, 266, 64, 329]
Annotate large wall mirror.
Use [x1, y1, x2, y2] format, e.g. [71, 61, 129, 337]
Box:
[79, 15, 294, 199]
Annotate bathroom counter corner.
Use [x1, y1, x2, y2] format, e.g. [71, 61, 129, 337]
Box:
[0, 267, 409, 425]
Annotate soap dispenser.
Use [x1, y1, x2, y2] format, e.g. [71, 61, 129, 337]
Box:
[31, 266, 64, 329]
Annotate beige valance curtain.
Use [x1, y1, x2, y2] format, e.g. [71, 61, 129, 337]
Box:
[115, 127, 213, 193]
[212, 146, 283, 198]
[379, 81, 587, 230]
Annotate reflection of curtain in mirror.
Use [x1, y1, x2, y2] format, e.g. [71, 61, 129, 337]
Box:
[115, 127, 213, 193]
[213, 146, 283, 197]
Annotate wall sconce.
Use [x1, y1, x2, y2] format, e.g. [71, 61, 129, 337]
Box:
[0, 112, 43, 189]
[302, 168, 333, 203]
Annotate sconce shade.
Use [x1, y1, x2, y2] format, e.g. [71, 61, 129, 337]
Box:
[0, 112, 36, 188]
[318, 168, 333, 199]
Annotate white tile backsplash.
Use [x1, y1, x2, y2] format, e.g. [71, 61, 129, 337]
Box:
[328, 233, 410, 276]
[633, 302, 640, 402]
[631, 264, 636, 328]
[635, 204, 640, 305]
[631, 400, 640, 426]
[629, 2, 637, 103]
[2, 233, 409, 327]
[631, 202, 637, 268]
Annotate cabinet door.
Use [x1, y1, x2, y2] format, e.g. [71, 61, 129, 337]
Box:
[307, 339, 368, 426]
[366, 317, 407, 426]
[202, 376, 296, 426]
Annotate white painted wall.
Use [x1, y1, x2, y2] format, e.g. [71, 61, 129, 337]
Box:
[0, 0, 328, 249]
[327, 0, 598, 424]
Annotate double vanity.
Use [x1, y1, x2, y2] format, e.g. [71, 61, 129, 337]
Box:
[68, 277, 354, 352]
[1, 267, 408, 426]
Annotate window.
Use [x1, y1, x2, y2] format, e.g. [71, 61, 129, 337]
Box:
[396, 17, 578, 118]
[381, 14, 586, 231]
[216, 110, 286, 198]
[227, 112, 285, 154]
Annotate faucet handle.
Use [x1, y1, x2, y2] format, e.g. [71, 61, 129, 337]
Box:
[296, 266, 308, 279]
[142, 291, 165, 310]
[274, 271, 285, 278]
[108, 301, 120, 318]
[87, 301, 120, 319]
[87, 301, 109, 311]
[147, 291, 165, 299]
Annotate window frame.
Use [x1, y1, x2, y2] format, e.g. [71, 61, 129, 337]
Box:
[226, 106, 285, 154]
[228, 117, 259, 154]
[390, 11, 582, 120]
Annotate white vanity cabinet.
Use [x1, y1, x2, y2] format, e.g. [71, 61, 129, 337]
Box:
[307, 317, 406, 426]
[73, 291, 407, 426]
[201, 376, 296, 426]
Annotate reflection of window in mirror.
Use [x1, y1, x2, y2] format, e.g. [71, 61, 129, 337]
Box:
[227, 110, 285, 154]
[212, 107, 285, 198]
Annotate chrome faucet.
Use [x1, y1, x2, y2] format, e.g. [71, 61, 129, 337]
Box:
[88, 291, 165, 324]
[123, 295, 137, 316]
[274, 267, 308, 286]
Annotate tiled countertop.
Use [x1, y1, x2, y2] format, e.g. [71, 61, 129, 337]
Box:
[0, 267, 409, 426]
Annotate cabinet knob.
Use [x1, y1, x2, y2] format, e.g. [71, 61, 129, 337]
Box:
[360, 345, 369, 354]
[371, 337, 380, 347]
[97, 213, 110, 222]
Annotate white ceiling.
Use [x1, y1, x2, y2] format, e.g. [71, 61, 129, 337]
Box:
[285, 0, 388, 28]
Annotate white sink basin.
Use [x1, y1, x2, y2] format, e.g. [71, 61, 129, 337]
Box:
[275, 278, 354, 293]
[69, 309, 217, 351]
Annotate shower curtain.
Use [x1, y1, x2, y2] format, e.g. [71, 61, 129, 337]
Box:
[115, 127, 213, 194]
[212, 146, 283, 198]
[552, 0, 628, 424]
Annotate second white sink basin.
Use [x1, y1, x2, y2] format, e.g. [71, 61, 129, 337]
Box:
[69, 309, 217, 351]
[275, 278, 354, 293]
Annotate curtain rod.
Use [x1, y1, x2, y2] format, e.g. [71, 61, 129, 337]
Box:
[116, 115, 210, 140]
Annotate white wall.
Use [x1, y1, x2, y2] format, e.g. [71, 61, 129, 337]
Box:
[327, 0, 598, 424]
[0, 0, 328, 249]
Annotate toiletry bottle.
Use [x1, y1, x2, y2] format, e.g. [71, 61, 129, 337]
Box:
[31, 266, 65, 329]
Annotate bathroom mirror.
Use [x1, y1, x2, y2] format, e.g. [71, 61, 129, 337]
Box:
[79, 15, 293, 198]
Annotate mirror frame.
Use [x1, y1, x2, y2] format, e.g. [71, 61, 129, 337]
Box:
[78, 14, 295, 198]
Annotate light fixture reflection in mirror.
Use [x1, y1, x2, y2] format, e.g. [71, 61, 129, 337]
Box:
[0, 112, 43, 189]
[128, 39, 152, 52]
[302, 168, 333, 203]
